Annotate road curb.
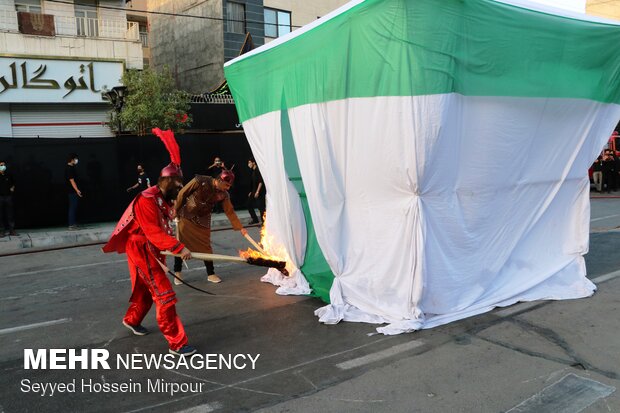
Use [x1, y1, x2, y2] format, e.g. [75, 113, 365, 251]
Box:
[0, 212, 255, 256]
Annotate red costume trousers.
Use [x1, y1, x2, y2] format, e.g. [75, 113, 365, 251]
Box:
[123, 237, 188, 350]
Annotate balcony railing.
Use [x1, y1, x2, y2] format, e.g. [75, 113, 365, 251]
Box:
[0, 10, 138, 41]
[55, 16, 139, 40]
[190, 94, 236, 104]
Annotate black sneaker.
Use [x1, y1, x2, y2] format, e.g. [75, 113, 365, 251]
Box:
[122, 320, 150, 336]
[169, 345, 197, 356]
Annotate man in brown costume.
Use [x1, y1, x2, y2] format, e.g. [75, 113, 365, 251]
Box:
[173, 170, 247, 284]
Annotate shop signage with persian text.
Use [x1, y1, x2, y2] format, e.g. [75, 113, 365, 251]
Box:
[0, 57, 123, 103]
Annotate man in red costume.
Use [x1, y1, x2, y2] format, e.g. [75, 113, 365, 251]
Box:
[103, 128, 196, 356]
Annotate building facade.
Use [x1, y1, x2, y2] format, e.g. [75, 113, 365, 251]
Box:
[0, 0, 142, 138]
[126, 0, 149, 68]
[148, 0, 348, 94]
[262, 0, 348, 42]
[148, 0, 229, 95]
[587, 0, 620, 20]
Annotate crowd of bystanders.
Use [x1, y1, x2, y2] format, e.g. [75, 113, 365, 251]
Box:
[591, 149, 620, 194]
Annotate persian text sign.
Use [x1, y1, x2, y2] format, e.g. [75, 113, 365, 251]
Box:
[0, 57, 123, 103]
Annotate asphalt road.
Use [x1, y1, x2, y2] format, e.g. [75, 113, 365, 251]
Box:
[1, 199, 620, 413]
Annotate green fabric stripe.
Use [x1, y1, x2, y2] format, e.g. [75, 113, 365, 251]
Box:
[280, 104, 334, 303]
[298, 195, 335, 303]
[225, 0, 620, 122]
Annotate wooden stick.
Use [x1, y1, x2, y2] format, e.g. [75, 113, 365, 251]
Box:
[243, 233, 267, 255]
[162, 250, 287, 273]
[162, 251, 246, 263]
[174, 218, 189, 270]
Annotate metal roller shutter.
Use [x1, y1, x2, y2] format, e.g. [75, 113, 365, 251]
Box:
[10, 104, 113, 138]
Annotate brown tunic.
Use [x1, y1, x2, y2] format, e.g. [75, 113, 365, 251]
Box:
[174, 175, 243, 253]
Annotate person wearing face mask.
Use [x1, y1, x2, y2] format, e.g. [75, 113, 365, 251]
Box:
[102, 128, 195, 357]
[64, 153, 82, 230]
[126, 163, 151, 193]
[173, 169, 248, 284]
[0, 160, 17, 237]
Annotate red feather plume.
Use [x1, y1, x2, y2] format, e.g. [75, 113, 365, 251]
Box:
[152, 128, 181, 166]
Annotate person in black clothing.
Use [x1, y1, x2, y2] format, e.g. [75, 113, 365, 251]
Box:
[126, 164, 151, 193]
[65, 153, 82, 229]
[592, 156, 603, 192]
[602, 151, 616, 193]
[0, 160, 17, 237]
[247, 158, 266, 224]
[207, 156, 226, 178]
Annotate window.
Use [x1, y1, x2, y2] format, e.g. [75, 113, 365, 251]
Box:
[264, 8, 291, 38]
[139, 25, 148, 47]
[226, 2, 245, 34]
[74, 0, 98, 37]
[15, 0, 42, 13]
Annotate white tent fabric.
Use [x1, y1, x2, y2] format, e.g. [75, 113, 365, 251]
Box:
[225, 0, 620, 334]
[241, 115, 312, 296]
[244, 95, 619, 333]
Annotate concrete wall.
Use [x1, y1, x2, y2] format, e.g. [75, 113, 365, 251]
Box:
[149, 0, 225, 93]
[0, 32, 143, 68]
[587, 0, 620, 20]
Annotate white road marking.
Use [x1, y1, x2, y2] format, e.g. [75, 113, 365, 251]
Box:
[0, 318, 71, 335]
[590, 214, 620, 222]
[102, 334, 116, 348]
[294, 370, 318, 390]
[171, 402, 223, 413]
[336, 340, 425, 370]
[5, 259, 127, 278]
[127, 399, 224, 413]
[592, 269, 620, 284]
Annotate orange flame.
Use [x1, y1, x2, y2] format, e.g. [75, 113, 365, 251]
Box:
[238, 218, 290, 270]
[239, 247, 265, 260]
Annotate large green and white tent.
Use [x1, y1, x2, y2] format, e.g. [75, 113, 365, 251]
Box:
[224, 0, 620, 334]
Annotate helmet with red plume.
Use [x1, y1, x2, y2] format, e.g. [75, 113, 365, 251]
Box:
[160, 163, 182, 177]
[219, 169, 235, 185]
[152, 128, 182, 177]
